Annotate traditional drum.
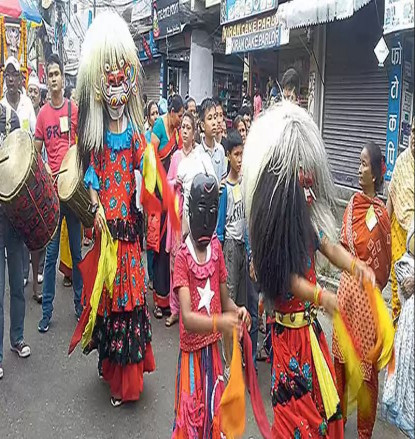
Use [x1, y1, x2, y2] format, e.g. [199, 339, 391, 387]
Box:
[57, 146, 95, 228]
[0, 129, 60, 251]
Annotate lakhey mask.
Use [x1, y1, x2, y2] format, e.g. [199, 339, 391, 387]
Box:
[99, 58, 138, 120]
[188, 173, 219, 249]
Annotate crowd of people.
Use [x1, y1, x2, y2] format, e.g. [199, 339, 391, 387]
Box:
[0, 10, 414, 439]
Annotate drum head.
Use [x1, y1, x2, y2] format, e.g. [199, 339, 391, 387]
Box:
[0, 129, 32, 201]
[58, 145, 81, 202]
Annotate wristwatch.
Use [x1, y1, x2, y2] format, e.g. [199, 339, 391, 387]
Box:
[89, 203, 99, 216]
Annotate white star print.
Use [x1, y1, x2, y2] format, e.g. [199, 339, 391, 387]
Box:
[197, 278, 215, 316]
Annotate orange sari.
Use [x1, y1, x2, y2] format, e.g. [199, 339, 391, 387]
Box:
[333, 193, 391, 379]
[333, 193, 391, 438]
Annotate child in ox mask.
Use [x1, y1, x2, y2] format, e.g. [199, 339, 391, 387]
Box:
[172, 172, 250, 438]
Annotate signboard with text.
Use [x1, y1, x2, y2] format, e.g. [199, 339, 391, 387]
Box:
[385, 36, 403, 181]
[152, 0, 186, 40]
[222, 11, 289, 54]
[220, 0, 278, 25]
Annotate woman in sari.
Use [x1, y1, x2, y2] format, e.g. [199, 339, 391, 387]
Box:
[333, 141, 391, 438]
[150, 95, 184, 318]
[382, 225, 414, 438]
[143, 100, 159, 288]
[387, 117, 415, 323]
[165, 111, 195, 327]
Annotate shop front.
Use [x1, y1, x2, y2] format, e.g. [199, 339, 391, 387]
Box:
[152, 0, 190, 97]
[321, 0, 414, 190]
[221, 8, 291, 110]
[212, 36, 244, 118]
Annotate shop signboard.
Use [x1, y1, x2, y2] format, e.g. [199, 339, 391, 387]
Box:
[152, 0, 186, 40]
[385, 36, 403, 182]
[222, 11, 289, 54]
[220, 0, 278, 24]
[399, 39, 413, 149]
[384, 0, 414, 35]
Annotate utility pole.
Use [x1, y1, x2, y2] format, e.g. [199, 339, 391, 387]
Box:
[93, 0, 96, 18]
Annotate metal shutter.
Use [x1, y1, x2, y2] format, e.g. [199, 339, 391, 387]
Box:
[323, 70, 388, 188]
[143, 60, 161, 103]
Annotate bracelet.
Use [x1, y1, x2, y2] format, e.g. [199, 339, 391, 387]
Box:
[350, 257, 357, 275]
[212, 314, 217, 333]
[313, 286, 323, 306]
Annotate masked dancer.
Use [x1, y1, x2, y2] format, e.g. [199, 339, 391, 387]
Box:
[69, 12, 156, 407]
[172, 172, 250, 437]
[243, 101, 375, 438]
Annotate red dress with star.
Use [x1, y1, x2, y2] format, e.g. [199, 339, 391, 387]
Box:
[172, 235, 227, 438]
[78, 122, 155, 402]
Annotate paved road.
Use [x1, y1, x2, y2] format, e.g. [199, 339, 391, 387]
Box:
[0, 269, 406, 438]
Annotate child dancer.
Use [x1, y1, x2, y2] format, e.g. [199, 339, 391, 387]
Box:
[172, 172, 250, 437]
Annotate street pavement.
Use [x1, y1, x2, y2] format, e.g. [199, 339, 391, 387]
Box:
[0, 269, 407, 439]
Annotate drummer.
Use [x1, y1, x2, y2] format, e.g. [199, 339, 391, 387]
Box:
[34, 54, 83, 333]
[1, 58, 45, 303]
[0, 103, 32, 380]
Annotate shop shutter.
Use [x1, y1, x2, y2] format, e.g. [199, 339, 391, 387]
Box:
[143, 60, 161, 103]
[322, 70, 388, 188]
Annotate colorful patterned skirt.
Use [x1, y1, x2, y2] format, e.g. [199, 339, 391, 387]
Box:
[271, 319, 344, 438]
[85, 240, 155, 402]
[172, 342, 224, 438]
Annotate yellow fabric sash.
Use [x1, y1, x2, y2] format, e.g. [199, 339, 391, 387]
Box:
[309, 325, 340, 420]
[274, 310, 314, 328]
[81, 206, 118, 349]
[333, 311, 368, 416]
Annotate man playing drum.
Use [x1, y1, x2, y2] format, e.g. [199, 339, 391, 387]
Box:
[34, 54, 83, 333]
[0, 58, 45, 302]
[0, 103, 31, 380]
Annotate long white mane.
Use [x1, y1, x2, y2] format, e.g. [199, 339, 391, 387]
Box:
[242, 101, 337, 241]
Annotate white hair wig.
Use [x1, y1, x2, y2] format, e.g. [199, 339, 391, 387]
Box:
[76, 11, 144, 156]
[243, 100, 337, 241]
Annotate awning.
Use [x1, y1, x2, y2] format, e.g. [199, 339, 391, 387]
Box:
[277, 0, 372, 29]
[0, 0, 42, 25]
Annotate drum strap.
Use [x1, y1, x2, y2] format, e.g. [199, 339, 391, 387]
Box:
[5, 105, 11, 136]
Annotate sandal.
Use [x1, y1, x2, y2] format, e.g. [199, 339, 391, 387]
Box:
[258, 318, 266, 334]
[83, 237, 92, 247]
[256, 346, 269, 362]
[32, 291, 43, 304]
[153, 305, 163, 319]
[110, 397, 123, 407]
[63, 276, 72, 287]
[165, 313, 179, 327]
